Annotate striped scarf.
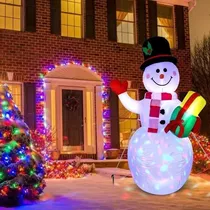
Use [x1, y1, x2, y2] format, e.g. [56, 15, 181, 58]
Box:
[145, 92, 178, 133]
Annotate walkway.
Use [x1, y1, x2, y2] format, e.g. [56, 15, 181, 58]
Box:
[2, 169, 210, 210]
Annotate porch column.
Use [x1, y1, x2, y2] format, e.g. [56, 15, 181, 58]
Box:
[95, 86, 104, 159]
[85, 86, 96, 154]
[44, 82, 52, 128]
[44, 82, 57, 150]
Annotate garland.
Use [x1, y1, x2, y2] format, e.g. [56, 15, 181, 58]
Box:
[64, 93, 79, 112]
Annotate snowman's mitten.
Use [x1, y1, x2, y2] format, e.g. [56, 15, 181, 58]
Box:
[165, 119, 184, 138]
[165, 106, 201, 138]
[110, 80, 128, 95]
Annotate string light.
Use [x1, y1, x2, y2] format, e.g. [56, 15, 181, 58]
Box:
[44, 161, 94, 179]
[36, 60, 111, 157]
[0, 84, 46, 204]
[189, 133, 210, 173]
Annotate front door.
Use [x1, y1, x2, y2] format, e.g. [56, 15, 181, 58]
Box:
[61, 89, 85, 152]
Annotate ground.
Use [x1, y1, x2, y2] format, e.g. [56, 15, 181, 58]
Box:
[2, 169, 210, 210]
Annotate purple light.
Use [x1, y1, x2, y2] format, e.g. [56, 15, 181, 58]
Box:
[103, 110, 110, 118]
[104, 143, 111, 150]
[6, 92, 11, 98]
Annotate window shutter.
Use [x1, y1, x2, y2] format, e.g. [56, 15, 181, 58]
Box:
[24, 83, 36, 130]
[175, 6, 185, 49]
[137, 0, 146, 44]
[85, 0, 95, 39]
[25, 0, 36, 32]
[50, 0, 61, 35]
[139, 89, 146, 98]
[107, 0, 117, 41]
[178, 92, 187, 101]
[148, 0, 157, 37]
[110, 89, 120, 149]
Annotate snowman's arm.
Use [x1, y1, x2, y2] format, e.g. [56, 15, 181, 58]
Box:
[174, 99, 182, 107]
[118, 92, 141, 114]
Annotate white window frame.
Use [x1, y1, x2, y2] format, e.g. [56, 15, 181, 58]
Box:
[118, 88, 139, 148]
[61, 0, 84, 38]
[21, 0, 25, 31]
[157, 3, 176, 49]
[0, 0, 24, 31]
[116, 0, 136, 45]
[1, 81, 24, 116]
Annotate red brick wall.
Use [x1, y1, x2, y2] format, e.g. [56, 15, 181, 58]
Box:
[0, 0, 191, 91]
[0, 0, 191, 159]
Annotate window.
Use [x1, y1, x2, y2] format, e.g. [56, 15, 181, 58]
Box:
[157, 4, 175, 48]
[61, 0, 82, 38]
[0, 0, 22, 31]
[7, 83, 23, 112]
[119, 90, 139, 148]
[116, 0, 135, 44]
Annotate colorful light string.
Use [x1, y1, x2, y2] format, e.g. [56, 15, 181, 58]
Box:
[44, 160, 95, 179]
[36, 60, 111, 157]
[0, 84, 46, 205]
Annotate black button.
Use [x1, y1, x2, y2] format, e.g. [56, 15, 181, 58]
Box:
[160, 109, 165, 115]
[160, 120, 165, 125]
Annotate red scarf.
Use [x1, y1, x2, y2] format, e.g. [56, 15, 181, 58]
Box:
[144, 92, 177, 133]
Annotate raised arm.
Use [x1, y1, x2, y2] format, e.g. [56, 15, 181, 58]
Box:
[118, 92, 140, 114]
[110, 80, 141, 114]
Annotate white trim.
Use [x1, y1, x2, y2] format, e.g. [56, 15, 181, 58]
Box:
[119, 88, 139, 149]
[45, 64, 102, 82]
[95, 85, 103, 159]
[44, 78, 102, 86]
[58, 86, 87, 153]
[157, 3, 176, 49]
[45, 79, 100, 155]
[155, 0, 189, 7]
[85, 86, 96, 154]
[44, 66, 103, 155]
[82, 0, 85, 38]
[60, 0, 84, 38]
[127, 88, 139, 99]
[134, 0, 137, 44]
[21, 0, 25, 31]
[1, 81, 23, 85]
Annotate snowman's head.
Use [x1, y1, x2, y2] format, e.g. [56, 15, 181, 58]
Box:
[143, 62, 180, 93]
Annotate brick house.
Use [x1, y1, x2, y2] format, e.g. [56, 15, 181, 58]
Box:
[0, 0, 191, 160]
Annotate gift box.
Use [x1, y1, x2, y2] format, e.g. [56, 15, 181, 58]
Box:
[165, 91, 206, 138]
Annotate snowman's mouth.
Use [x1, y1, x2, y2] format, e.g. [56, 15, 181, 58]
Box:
[151, 76, 173, 86]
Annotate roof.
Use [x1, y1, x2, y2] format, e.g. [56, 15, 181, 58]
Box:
[45, 64, 102, 82]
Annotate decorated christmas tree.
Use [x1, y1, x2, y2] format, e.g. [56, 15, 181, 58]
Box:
[0, 84, 46, 206]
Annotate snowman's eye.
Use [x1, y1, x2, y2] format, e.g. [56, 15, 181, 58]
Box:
[163, 68, 167, 72]
[156, 69, 160, 73]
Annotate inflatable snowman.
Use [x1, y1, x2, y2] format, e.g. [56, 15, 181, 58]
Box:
[110, 37, 201, 195]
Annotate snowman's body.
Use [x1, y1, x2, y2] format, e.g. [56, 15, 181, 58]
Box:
[119, 92, 193, 195]
[128, 127, 193, 195]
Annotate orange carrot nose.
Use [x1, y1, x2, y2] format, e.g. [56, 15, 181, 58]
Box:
[160, 74, 164, 79]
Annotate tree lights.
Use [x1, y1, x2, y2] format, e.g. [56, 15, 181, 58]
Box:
[0, 84, 45, 206]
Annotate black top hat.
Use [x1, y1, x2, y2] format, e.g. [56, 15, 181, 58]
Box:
[140, 36, 177, 70]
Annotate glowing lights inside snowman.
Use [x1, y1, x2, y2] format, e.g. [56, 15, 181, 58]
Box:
[128, 61, 192, 196]
[110, 36, 206, 195]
